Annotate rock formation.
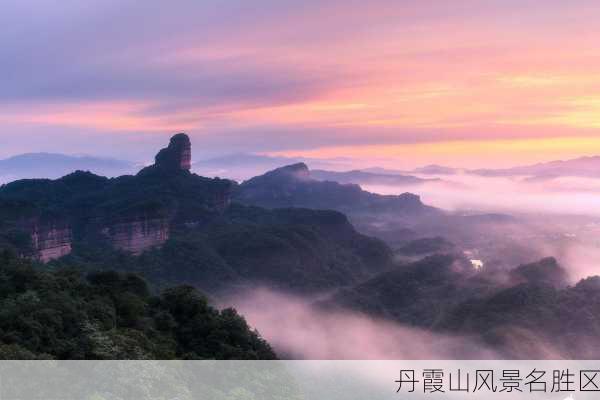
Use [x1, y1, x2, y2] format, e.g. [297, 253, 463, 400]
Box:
[29, 222, 72, 262]
[105, 218, 169, 255]
[270, 162, 311, 180]
[0, 132, 234, 260]
[154, 133, 191, 171]
[235, 162, 437, 215]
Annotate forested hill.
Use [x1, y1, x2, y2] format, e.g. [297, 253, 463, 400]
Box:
[0, 133, 396, 359]
[234, 162, 439, 216]
[0, 250, 275, 359]
[0, 133, 393, 295]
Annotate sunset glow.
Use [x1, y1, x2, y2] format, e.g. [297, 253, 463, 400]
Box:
[2, 0, 600, 166]
[6, 1, 600, 365]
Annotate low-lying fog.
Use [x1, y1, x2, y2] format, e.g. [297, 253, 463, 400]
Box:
[364, 173, 600, 216]
[223, 289, 499, 359]
[222, 288, 568, 360]
[199, 159, 600, 277]
[224, 172, 600, 359]
[365, 172, 600, 282]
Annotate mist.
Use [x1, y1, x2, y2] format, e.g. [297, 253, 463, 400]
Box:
[221, 288, 571, 360]
[223, 288, 495, 359]
[364, 173, 600, 216]
[358, 172, 600, 282]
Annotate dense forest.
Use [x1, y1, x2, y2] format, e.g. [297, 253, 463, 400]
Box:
[0, 249, 275, 359]
[0, 135, 393, 296]
[5, 134, 600, 360]
[329, 255, 600, 358]
[0, 134, 395, 359]
[52, 203, 392, 295]
[234, 162, 436, 216]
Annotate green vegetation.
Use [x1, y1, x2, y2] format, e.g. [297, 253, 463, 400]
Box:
[396, 236, 455, 256]
[0, 135, 398, 360]
[0, 250, 275, 360]
[328, 254, 600, 358]
[327, 254, 496, 327]
[52, 203, 392, 295]
[0, 167, 392, 295]
[0, 168, 232, 227]
[437, 276, 600, 358]
[235, 163, 436, 215]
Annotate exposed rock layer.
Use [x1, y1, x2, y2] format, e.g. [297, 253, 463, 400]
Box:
[30, 223, 72, 262]
[155, 133, 191, 171]
[106, 218, 169, 255]
[0, 133, 233, 261]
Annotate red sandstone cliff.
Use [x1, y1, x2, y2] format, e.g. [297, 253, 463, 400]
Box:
[29, 222, 72, 262]
[103, 218, 169, 255]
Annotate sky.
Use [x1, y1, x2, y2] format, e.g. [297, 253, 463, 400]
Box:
[2, 0, 600, 168]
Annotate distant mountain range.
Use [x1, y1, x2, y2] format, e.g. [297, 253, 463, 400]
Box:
[0, 135, 394, 296]
[193, 153, 353, 181]
[405, 156, 600, 180]
[0, 153, 137, 182]
[194, 153, 445, 187]
[411, 164, 461, 175]
[4, 151, 600, 188]
[0, 150, 465, 195]
[470, 155, 600, 179]
[234, 163, 438, 216]
[310, 169, 437, 186]
[5, 136, 600, 359]
[361, 165, 461, 176]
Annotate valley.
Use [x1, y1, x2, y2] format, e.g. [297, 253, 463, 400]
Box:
[3, 134, 600, 359]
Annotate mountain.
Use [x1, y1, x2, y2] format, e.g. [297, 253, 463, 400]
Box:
[360, 167, 410, 175]
[508, 256, 569, 288]
[362, 165, 460, 176]
[0, 153, 136, 182]
[0, 134, 393, 295]
[396, 236, 455, 256]
[193, 153, 301, 180]
[0, 133, 400, 359]
[193, 153, 351, 181]
[436, 262, 600, 358]
[0, 134, 233, 261]
[235, 163, 438, 216]
[310, 169, 436, 186]
[411, 164, 460, 175]
[326, 254, 490, 327]
[326, 255, 600, 358]
[5, 134, 600, 359]
[367, 156, 600, 180]
[0, 252, 275, 360]
[470, 155, 600, 179]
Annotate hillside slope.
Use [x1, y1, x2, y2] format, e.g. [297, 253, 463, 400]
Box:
[0, 134, 393, 295]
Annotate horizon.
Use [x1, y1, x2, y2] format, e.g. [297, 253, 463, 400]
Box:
[2, 1, 600, 169]
[5, 146, 600, 172]
[6, 0, 600, 367]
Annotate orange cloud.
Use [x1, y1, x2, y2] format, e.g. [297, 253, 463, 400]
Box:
[3, 0, 600, 166]
[269, 137, 600, 169]
[0, 101, 200, 132]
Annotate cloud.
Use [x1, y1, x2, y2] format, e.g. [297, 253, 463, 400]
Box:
[223, 288, 499, 359]
[3, 0, 600, 162]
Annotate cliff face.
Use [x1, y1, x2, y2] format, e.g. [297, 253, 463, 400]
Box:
[98, 133, 230, 254]
[105, 218, 169, 255]
[212, 188, 232, 211]
[30, 223, 72, 262]
[144, 133, 192, 174]
[0, 133, 234, 259]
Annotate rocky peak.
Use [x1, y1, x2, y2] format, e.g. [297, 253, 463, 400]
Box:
[155, 133, 192, 171]
[269, 163, 311, 180]
[510, 257, 568, 288]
